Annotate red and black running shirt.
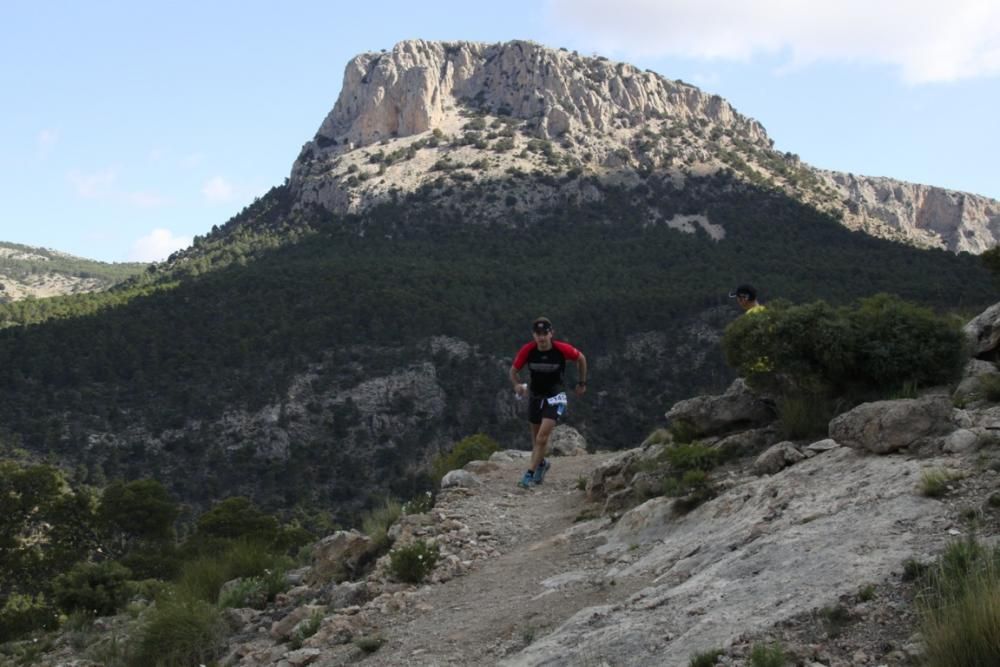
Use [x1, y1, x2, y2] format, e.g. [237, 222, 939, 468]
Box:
[513, 341, 581, 398]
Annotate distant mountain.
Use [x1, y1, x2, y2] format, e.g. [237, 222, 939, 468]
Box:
[286, 39, 1000, 253]
[0, 241, 147, 303]
[0, 40, 996, 523]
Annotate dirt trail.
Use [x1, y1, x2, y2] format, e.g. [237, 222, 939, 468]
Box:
[358, 452, 642, 666]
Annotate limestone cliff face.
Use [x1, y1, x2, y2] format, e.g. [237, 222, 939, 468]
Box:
[289, 39, 1000, 254]
[310, 39, 767, 150]
[819, 171, 1000, 253]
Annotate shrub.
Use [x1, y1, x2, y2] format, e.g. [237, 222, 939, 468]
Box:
[749, 641, 786, 667]
[131, 593, 224, 667]
[722, 295, 964, 400]
[288, 610, 323, 650]
[776, 392, 838, 440]
[664, 442, 721, 473]
[176, 540, 290, 605]
[975, 374, 1000, 403]
[688, 647, 724, 666]
[388, 540, 440, 584]
[0, 593, 59, 642]
[52, 560, 133, 616]
[431, 433, 499, 482]
[401, 491, 435, 515]
[216, 576, 270, 609]
[668, 418, 699, 444]
[918, 537, 1000, 666]
[920, 468, 963, 497]
[361, 498, 402, 554]
[354, 635, 386, 653]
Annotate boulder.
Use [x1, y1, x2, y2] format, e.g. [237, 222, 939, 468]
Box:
[753, 442, 806, 476]
[713, 427, 781, 459]
[548, 424, 588, 456]
[828, 396, 954, 454]
[441, 469, 482, 488]
[665, 379, 775, 437]
[804, 438, 840, 457]
[963, 301, 1000, 357]
[270, 604, 325, 640]
[306, 530, 372, 585]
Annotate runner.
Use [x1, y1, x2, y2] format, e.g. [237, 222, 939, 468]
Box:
[729, 283, 765, 314]
[509, 317, 587, 488]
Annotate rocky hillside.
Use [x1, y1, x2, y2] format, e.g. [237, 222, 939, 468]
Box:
[288, 39, 1000, 253]
[0, 241, 146, 303]
[23, 303, 1000, 666]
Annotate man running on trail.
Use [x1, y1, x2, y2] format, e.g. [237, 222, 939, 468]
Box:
[509, 316, 587, 488]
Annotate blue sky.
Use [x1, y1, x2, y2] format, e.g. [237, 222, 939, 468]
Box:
[2, 1, 998, 263]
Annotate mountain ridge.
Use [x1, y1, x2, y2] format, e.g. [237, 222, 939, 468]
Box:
[287, 39, 1000, 254]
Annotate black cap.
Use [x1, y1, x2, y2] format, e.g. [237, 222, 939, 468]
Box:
[729, 284, 756, 300]
[532, 317, 552, 333]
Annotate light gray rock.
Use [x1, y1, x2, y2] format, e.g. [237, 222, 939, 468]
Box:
[509, 447, 951, 666]
[753, 441, 806, 475]
[804, 438, 840, 456]
[942, 428, 980, 453]
[964, 302, 1000, 357]
[665, 378, 775, 437]
[548, 424, 588, 456]
[713, 426, 781, 459]
[307, 530, 372, 585]
[828, 396, 954, 454]
[441, 469, 482, 488]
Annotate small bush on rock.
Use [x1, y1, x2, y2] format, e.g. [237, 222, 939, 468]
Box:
[689, 647, 724, 666]
[388, 540, 440, 584]
[431, 433, 499, 482]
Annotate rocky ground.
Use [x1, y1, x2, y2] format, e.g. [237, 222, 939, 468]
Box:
[218, 436, 1000, 667]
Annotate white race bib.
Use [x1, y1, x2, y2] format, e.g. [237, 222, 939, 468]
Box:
[546, 392, 568, 406]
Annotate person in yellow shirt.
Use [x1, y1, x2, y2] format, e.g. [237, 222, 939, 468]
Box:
[729, 283, 765, 314]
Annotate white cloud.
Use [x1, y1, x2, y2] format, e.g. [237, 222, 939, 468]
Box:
[202, 176, 234, 203]
[546, 0, 1000, 83]
[129, 228, 191, 262]
[37, 129, 59, 158]
[68, 168, 116, 199]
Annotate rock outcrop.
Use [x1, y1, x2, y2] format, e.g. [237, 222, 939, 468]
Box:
[288, 39, 1000, 253]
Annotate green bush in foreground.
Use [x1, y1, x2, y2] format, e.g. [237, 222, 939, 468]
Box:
[918, 537, 1000, 667]
[723, 294, 965, 400]
[431, 433, 499, 482]
[388, 540, 440, 584]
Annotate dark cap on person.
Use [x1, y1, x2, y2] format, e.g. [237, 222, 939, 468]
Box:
[729, 284, 756, 300]
[532, 317, 552, 333]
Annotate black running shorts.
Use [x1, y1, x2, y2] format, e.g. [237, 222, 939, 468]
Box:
[528, 392, 568, 425]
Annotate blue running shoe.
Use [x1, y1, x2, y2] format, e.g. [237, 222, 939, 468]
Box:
[533, 458, 551, 484]
[518, 470, 535, 488]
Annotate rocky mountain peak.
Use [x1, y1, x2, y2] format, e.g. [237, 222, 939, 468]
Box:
[313, 39, 768, 151]
[288, 39, 1000, 254]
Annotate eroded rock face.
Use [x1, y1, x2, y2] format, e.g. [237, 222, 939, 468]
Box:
[828, 396, 955, 454]
[818, 171, 1000, 253]
[963, 303, 1000, 357]
[309, 40, 768, 151]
